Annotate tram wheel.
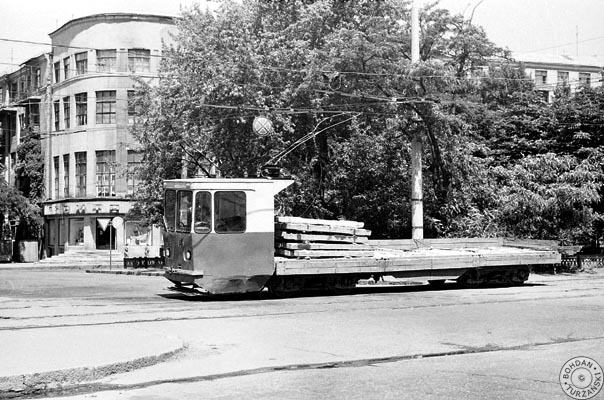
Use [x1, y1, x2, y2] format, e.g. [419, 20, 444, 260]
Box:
[267, 276, 303, 298]
[458, 269, 482, 288]
[326, 276, 357, 295]
[508, 268, 529, 286]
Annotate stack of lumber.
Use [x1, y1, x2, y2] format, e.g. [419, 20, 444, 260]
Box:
[275, 216, 373, 259]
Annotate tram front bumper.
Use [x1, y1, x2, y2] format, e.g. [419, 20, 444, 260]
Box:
[164, 267, 204, 283]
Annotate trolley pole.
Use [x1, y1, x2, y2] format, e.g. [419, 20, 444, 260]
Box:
[410, 0, 424, 240]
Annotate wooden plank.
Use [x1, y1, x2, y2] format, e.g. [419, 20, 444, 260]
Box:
[503, 238, 559, 251]
[276, 248, 374, 258]
[276, 216, 364, 228]
[368, 238, 504, 250]
[276, 232, 369, 244]
[277, 222, 371, 237]
[274, 248, 561, 276]
[277, 242, 373, 251]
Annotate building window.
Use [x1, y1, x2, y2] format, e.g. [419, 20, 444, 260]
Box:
[28, 103, 40, 127]
[75, 52, 88, 75]
[96, 151, 116, 197]
[54, 62, 60, 83]
[9, 83, 17, 101]
[63, 56, 70, 80]
[128, 49, 150, 72]
[96, 49, 116, 72]
[75, 152, 87, 197]
[95, 91, 116, 124]
[63, 154, 70, 198]
[54, 101, 60, 131]
[538, 90, 550, 102]
[54, 156, 59, 199]
[534, 70, 547, 85]
[127, 150, 142, 196]
[557, 71, 569, 85]
[579, 72, 591, 86]
[75, 93, 87, 126]
[63, 96, 70, 129]
[127, 90, 141, 124]
[35, 69, 41, 88]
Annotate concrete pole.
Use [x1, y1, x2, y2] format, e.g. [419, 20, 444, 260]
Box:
[411, 1, 420, 64]
[410, 0, 423, 239]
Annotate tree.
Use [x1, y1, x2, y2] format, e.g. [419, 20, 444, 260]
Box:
[0, 182, 43, 241]
[130, 0, 602, 244]
[14, 129, 45, 202]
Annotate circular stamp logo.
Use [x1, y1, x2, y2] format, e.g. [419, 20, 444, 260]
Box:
[560, 356, 603, 399]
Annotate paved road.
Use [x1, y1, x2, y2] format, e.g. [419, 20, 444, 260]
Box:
[1, 268, 603, 399]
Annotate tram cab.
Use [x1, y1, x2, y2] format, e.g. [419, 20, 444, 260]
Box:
[163, 178, 293, 294]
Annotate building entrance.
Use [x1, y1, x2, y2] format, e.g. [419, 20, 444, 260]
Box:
[96, 218, 116, 250]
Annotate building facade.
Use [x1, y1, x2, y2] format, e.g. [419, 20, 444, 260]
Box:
[515, 53, 603, 102]
[0, 54, 48, 186]
[39, 13, 175, 256]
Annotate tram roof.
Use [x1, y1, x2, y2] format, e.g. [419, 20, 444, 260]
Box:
[164, 178, 294, 195]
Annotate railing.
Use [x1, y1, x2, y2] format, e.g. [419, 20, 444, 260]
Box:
[560, 254, 604, 271]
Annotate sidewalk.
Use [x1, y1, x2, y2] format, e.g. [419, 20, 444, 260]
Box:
[0, 325, 185, 395]
[0, 260, 164, 276]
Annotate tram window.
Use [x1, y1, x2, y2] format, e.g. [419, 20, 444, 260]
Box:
[164, 190, 176, 232]
[194, 191, 212, 234]
[214, 191, 246, 233]
[176, 190, 193, 233]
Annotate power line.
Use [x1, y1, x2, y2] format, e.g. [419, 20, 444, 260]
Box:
[524, 35, 604, 54]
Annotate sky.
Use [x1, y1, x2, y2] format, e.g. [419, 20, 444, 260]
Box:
[1, 0, 603, 74]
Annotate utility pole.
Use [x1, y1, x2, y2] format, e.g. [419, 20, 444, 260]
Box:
[410, 0, 423, 240]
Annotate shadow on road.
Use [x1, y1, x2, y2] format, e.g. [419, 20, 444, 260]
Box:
[157, 281, 547, 302]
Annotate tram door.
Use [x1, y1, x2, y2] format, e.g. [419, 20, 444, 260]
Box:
[96, 218, 116, 250]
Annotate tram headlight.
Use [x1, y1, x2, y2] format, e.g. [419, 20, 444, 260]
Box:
[184, 250, 192, 261]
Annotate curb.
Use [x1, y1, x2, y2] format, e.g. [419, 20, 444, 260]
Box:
[0, 342, 186, 398]
[86, 268, 164, 276]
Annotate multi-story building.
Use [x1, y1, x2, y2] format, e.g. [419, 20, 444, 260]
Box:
[41, 13, 176, 256]
[1, 13, 177, 257]
[0, 54, 48, 186]
[514, 53, 603, 102]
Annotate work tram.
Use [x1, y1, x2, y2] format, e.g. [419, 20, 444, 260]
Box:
[162, 177, 561, 296]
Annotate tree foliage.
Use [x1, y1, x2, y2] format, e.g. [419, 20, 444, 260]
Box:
[0, 129, 44, 240]
[130, 0, 604, 245]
